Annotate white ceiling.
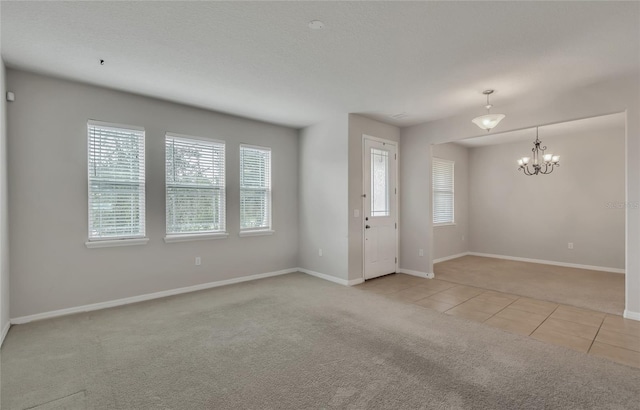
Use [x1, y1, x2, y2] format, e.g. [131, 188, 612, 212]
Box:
[454, 112, 626, 148]
[1, 2, 638, 128]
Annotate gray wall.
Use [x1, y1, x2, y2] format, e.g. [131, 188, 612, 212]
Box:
[7, 70, 299, 318]
[399, 72, 640, 317]
[432, 143, 469, 261]
[298, 115, 349, 280]
[348, 114, 399, 280]
[0, 59, 9, 336]
[468, 127, 625, 269]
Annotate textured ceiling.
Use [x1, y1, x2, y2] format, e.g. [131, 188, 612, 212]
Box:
[1, 2, 638, 128]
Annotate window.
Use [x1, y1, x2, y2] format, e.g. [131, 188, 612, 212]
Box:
[240, 145, 272, 232]
[432, 158, 454, 225]
[88, 121, 146, 241]
[371, 148, 390, 217]
[165, 134, 226, 236]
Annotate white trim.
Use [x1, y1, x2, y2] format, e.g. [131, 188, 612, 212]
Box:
[398, 269, 435, 279]
[85, 237, 149, 248]
[165, 131, 225, 145]
[1, 321, 10, 346]
[433, 223, 456, 227]
[239, 143, 272, 152]
[164, 233, 229, 243]
[468, 252, 625, 274]
[298, 268, 363, 286]
[623, 310, 640, 321]
[10, 268, 297, 325]
[239, 230, 275, 237]
[433, 252, 470, 264]
[87, 119, 145, 132]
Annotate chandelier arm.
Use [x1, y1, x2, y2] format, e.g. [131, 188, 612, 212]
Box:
[523, 165, 533, 176]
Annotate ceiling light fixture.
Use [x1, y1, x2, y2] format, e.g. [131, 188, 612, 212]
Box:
[472, 90, 505, 132]
[517, 127, 560, 176]
[308, 20, 325, 30]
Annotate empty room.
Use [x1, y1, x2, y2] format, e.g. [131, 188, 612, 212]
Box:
[431, 113, 626, 315]
[1, 2, 639, 409]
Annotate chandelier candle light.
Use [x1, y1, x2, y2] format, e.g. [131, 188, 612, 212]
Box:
[517, 127, 560, 175]
[472, 90, 506, 132]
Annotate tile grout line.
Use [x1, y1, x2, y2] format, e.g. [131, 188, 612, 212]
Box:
[587, 316, 606, 354]
[528, 305, 560, 336]
[411, 285, 482, 312]
[481, 295, 521, 324]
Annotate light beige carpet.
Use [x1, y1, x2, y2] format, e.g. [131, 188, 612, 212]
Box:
[1, 273, 638, 409]
[435, 256, 625, 315]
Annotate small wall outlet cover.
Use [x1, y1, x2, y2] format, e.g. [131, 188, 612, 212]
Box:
[418, 249, 424, 257]
[6, 92, 15, 102]
[568, 242, 574, 249]
[195, 256, 201, 265]
[354, 209, 360, 218]
[318, 248, 323, 257]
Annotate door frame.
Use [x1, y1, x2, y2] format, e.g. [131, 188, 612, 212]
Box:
[362, 134, 399, 280]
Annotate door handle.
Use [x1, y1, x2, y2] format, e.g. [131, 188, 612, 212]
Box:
[365, 225, 371, 229]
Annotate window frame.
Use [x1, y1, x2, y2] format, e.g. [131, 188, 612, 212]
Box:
[239, 144, 273, 235]
[86, 120, 148, 247]
[432, 157, 455, 226]
[164, 132, 228, 242]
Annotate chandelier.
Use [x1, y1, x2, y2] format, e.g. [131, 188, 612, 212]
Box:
[472, 90, 505, 132]
[517, 127, 560, 175]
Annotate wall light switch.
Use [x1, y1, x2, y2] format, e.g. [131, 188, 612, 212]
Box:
[568, 242, 574, 250]
[318, 248, 323, 257]
[419, 249, 424, 257]
[354, 209, 360, 218]
[195, 256, 201, 265]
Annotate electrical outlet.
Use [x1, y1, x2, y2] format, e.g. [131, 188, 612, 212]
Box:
[419, 249, 424, 257]
[319, 248, 323, 257]
[462, 235, 465, 241]
[568, 243, 574, 250]
[195, 256, 201, 266]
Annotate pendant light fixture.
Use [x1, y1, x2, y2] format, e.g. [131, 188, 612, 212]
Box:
[517, 127, 560, 176]
[472, 90, 506, 132]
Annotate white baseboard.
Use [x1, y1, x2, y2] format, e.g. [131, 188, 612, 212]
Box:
[468, 252, 625, 274]
[1, 320, 9, 346]
[298, 268, 363, 286]
[11, 268, 298, 325]
[623, 310, 640, 322]
[433, 252, 470, 264]
[398, 269, 435, 279]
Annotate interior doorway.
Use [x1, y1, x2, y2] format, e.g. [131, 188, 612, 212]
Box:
[431, 112, 626, 315]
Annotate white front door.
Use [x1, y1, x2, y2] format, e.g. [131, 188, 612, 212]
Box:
[363, 137, 397, 280]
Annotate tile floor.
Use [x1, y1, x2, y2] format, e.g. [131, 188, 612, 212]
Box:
[355, 273, 640, 369]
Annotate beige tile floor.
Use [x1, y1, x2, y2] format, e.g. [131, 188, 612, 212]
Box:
[355, 273, 640, 369]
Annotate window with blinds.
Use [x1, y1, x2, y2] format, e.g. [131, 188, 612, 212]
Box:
[432, 158, 455, 225]
[240, 145, 271, 231]
[165, 134, 226, 235]
[88, 121, 146, 240]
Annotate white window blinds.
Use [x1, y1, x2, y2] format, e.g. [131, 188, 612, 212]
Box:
[88, 121, 146, 240]
[166, 134, 226, 235]
[432, 158, 454, 225]
[240, 145, 271, 231]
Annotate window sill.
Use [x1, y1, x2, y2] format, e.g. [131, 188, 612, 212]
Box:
[164, 232, 229, 243]
[239, 230, 275, 237]
[434, 223, 456, 227]
[85, 237, 149, 248]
